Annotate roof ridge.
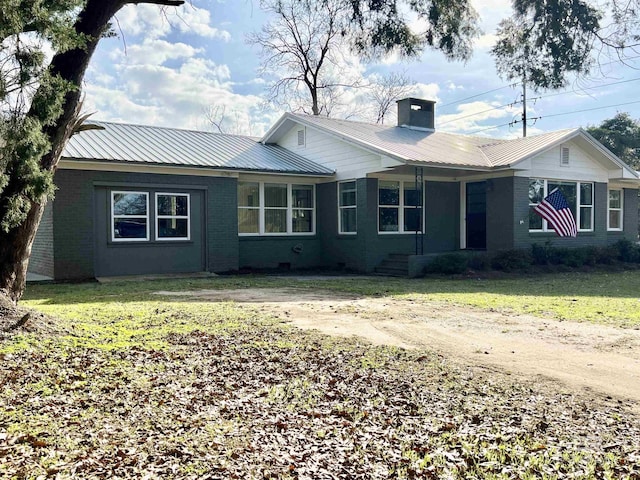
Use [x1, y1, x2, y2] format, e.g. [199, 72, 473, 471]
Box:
[91, 120, 258, 140]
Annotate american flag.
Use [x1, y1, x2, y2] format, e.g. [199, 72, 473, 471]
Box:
[534, 188, 578, 237]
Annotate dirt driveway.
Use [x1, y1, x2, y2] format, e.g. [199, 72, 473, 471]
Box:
[156, 286, 640, 408]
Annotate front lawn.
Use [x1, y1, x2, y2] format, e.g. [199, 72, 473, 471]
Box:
[0, 273, 638, 478]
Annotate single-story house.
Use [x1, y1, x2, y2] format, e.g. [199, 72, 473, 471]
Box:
[28, 98, 640, 279]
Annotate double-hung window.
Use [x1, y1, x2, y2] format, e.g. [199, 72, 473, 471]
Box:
[238, 182, 315, 235]
[156, 193, 190, 240]
[528, 179, 593, 232]
[112, 191, 149, 241]
[338, 181, 357, 234]
[378, 180, 423, 233]
[608, 189, 623, 231]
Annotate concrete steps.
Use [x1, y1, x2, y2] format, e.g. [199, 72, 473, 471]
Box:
[374, 253, 410, 277]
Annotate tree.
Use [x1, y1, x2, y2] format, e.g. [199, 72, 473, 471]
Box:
[492, 0, 640, 91]
[367, 72, 415, 124]
[0, 0, 183, 303]
[249, 0, 480, 116]
[587, 113, 640, 169]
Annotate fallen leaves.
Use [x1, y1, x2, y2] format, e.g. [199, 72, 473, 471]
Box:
[1, 304, 639, 479]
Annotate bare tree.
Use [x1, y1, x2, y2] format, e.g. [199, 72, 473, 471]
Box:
[368, 72, 415, 124]
[202, 104, 257, 136]
[247, 0, 358, 116]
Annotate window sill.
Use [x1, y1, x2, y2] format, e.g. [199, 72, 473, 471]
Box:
[108, 240, 194, 246]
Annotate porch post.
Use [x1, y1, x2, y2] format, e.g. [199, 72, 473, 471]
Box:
[415, 166, 424, 255]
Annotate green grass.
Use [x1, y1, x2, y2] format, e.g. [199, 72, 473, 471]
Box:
[1, 271, 637, 478]
[23, 270, 640, 328]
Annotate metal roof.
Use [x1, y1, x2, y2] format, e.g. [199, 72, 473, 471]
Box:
[478, 129, 577, 167]
[284, 113, 501, 168]
[63, 121, 334, 176]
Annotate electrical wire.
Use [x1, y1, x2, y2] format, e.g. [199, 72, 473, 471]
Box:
[438, 82, 520, 109]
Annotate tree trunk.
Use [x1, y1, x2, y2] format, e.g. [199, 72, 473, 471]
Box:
[0, 0, 183, 302]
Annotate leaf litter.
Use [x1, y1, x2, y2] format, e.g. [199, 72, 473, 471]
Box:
[1, 299, 639, 479]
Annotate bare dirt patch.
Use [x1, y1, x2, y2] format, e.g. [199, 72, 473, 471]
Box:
[156, 287, 640, 408]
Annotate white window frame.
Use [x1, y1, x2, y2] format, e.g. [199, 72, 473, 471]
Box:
[111, 191, 149, 242]
[238, 182, 260, 234]
[338, 180, 357, 235]
[155, 192, 190, 241]
[528, 179, 594, 233]
[607, 189, 624, 231]
[238, 181, 316, 236]
[377, 180, 424, 234]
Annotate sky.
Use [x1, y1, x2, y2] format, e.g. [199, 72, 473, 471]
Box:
[82, 0, 640, 139]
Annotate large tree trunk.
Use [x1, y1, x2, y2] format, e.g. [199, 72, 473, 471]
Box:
[0, 0, 183, 303]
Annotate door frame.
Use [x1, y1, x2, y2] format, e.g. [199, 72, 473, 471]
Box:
[460, 180, 487, 250]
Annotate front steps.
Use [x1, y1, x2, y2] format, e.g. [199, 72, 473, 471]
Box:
[374, 253, 410, 276]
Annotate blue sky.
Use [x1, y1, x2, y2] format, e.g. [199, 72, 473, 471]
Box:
[83, 0, 640, 139]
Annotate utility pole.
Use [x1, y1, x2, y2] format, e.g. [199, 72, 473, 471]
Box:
[522, 72, 527, 138]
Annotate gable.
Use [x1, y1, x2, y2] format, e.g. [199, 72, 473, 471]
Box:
[276, 122, 402, 180]
[514, 137, 634, 183]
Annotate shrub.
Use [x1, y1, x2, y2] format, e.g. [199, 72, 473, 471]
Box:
[531, 242, 553, 265]
[490, 249, 532, 272]
[612, 239, 640, 263]
[468, 254, 491, 271]
[424, 253, 469, 274]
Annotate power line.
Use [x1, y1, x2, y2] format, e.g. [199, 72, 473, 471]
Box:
[439, 77, 640, 127]
[438, 82, 520, 109]
[466, 99, 640, 135]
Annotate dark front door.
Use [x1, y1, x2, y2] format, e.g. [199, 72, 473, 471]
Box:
[466, 181, 486, 250]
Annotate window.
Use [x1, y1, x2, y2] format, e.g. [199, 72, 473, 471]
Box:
[112, 191, 149, 241]
[238, 182, 260, 234]
[265, 183, 288, 233]
[608, 189, 623, 231]
[378, 180, 423, 233]
[528, 179, 593, 232]
[338, 181, 357, 234]
[156, 193, 190, 240]
[238, 181, 315, 235]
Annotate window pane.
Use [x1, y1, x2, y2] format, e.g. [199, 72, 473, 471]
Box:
[529, 206, 543, 230]
[580, 183, 593, 206]
[238, 182, 259, 207]
[292, 185, 313, 208]
[113, 193, 147, 215]
[114, 218, 147, 239]
[341, 208, 357, 233]
[404, 208, 421, 231]
[238, 209, 259, 234]
[379, 207, 399, 231]
[265, 209, 286, 232]
[157, 195, 188, 216]
[379, 181, 399, 205]
[158, 218, 188, 238]
[265, 184, 287, 207]
[404, 184, 420, 207]
[529, 179, 544, 204]
[580, 207, 592, 230]
[609, 210, 621, 229]
[609, 190, 621, 209]
[292, 209, 313, 232]
[339, 182, 356, 207]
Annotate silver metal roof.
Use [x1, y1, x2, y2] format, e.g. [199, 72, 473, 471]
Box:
[63, 121, 334, 175]
[283, 114, 500, 168]
[479, 129, 577, 167]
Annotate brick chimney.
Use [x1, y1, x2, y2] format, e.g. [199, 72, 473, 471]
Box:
[396, 98, 435, 130]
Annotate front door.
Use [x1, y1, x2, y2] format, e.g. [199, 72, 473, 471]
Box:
[466, 181, 486, 250]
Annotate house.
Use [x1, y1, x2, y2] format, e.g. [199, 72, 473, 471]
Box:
[28, 98, 640, 280]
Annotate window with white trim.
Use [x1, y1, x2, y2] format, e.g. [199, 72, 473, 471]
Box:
[238, 181, 315, 235]
[378, 180, 423, 233]
[528, 179, 593, 232]
[112, 191, 149, 241]
[338, 181, 357, 234]
[156, 193, 190, 240]
[608, 189, 623, 231]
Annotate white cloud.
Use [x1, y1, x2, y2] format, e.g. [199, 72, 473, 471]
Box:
[437, 100, 519, 134]
[113, 39, 202, 65]
[113, 3, 230, 41]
